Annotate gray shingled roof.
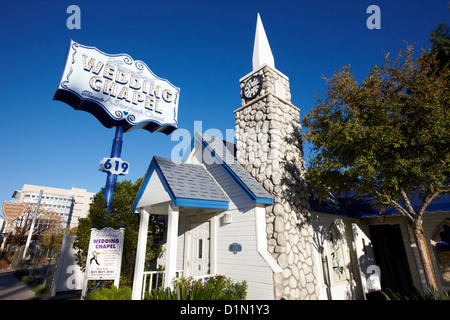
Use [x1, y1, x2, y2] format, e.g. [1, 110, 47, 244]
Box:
[198, 132, 273, 200]
[154, 156, 229, 202]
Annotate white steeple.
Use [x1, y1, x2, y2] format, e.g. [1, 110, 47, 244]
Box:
[252, 13, 275, 71]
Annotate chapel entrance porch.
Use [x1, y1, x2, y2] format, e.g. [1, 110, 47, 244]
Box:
[131, 201, 225, 300]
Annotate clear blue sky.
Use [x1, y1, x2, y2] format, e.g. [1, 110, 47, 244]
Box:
[0, 0, 448, 209]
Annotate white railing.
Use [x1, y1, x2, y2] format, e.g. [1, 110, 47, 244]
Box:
[141, 270, 216, 299]
[191, 274, 216, 283]
[141, 270, 183, 299]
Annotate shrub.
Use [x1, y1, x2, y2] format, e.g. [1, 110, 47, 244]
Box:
[145, 275, 247, 300]
[379, 286, 450, 300]
[83, 285, 132, 300]
[207, 275, 248, 300]
[18, 273, 48, 296]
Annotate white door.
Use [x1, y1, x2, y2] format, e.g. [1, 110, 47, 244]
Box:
[189, 221, 210, 277]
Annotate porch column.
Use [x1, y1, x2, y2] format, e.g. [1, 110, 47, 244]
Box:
[164, 202, 179, 289]
[131, 208, 149, 300]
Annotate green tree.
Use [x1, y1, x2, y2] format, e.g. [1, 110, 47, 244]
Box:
[303, 44, 449, 291]
[74, 178, 165, 287]
[429, 23, 450, 71]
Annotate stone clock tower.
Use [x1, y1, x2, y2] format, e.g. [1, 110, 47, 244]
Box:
[234, 14, 319, 300]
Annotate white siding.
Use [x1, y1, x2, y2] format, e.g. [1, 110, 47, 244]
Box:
[204, 147, 275, 299]
[216, 208, 275, 299]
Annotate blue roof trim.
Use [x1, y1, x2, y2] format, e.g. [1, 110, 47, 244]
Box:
[309, 192, 450, 218]
[196, 134, 273, 205]
[133, 157, 230, 212]
[181, 136, 196, 163]
[174, 198, 229, 209]
[153, 160, 177, 203]
[132, 159, 160, 212]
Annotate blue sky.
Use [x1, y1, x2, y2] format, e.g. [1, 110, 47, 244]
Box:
[0, 0, 448, 209]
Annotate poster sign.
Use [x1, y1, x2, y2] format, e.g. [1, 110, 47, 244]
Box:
[53, 40, 180, 135]
[85, 227, 124, 280]
[2, 202, 27, 223]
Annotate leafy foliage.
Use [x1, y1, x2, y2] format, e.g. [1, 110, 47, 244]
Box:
[73, 178, 166, 287]
[83, 285, 132, 300]
[145, 275, 248, 300]
[377, 286, 450, 300]
[302, 37, 449, 289]
[303, 44, 449, 213]
[429, 23, 450, 72]
[9, 205, 65, 246]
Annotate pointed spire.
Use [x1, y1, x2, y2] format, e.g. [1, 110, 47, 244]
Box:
[252, 13, 275, 71]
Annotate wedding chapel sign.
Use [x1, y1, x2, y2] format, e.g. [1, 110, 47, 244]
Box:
[81, 227, 124, 298]
[85, 227, 124, 281]
[53, 40, 180, 134]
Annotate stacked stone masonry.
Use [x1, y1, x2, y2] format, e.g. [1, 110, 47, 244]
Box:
[235, 66, 319, 299]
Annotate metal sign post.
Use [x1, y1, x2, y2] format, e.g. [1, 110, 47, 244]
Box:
[23, 190, 43, 260]
[103, 125, 124, 210]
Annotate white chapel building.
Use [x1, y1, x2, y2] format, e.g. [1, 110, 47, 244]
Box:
[131, 14, 450, 300]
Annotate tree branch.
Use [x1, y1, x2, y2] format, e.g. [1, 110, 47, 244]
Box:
[388, 200, 416, 225]
[374, 190, 417, 225]
[417, 190, 440, 218]
[400, 188, 415, 215]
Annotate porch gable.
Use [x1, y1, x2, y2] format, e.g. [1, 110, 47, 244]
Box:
[133, 156, 230, 212]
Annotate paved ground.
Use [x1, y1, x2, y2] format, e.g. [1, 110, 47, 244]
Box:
[0, 269, 37, 300]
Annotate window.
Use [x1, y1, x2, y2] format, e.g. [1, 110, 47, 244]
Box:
[329, 226, 346, 283]
[198, 239, 203, 259]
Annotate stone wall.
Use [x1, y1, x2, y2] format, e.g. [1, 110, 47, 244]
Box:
[235, 66, 319, 299]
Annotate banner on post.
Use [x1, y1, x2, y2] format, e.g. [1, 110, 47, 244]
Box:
[85, 227, 124, 281]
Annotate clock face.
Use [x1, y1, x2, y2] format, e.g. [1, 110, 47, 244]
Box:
[243, 76, 261, 99]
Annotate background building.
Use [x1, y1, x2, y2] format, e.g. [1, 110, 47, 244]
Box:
[11, 184, 95, 229]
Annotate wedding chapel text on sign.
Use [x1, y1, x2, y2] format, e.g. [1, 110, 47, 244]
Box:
[54, 40, 180, 134]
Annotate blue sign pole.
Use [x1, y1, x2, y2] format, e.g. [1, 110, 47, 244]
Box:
[104, 125, 124, 210]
